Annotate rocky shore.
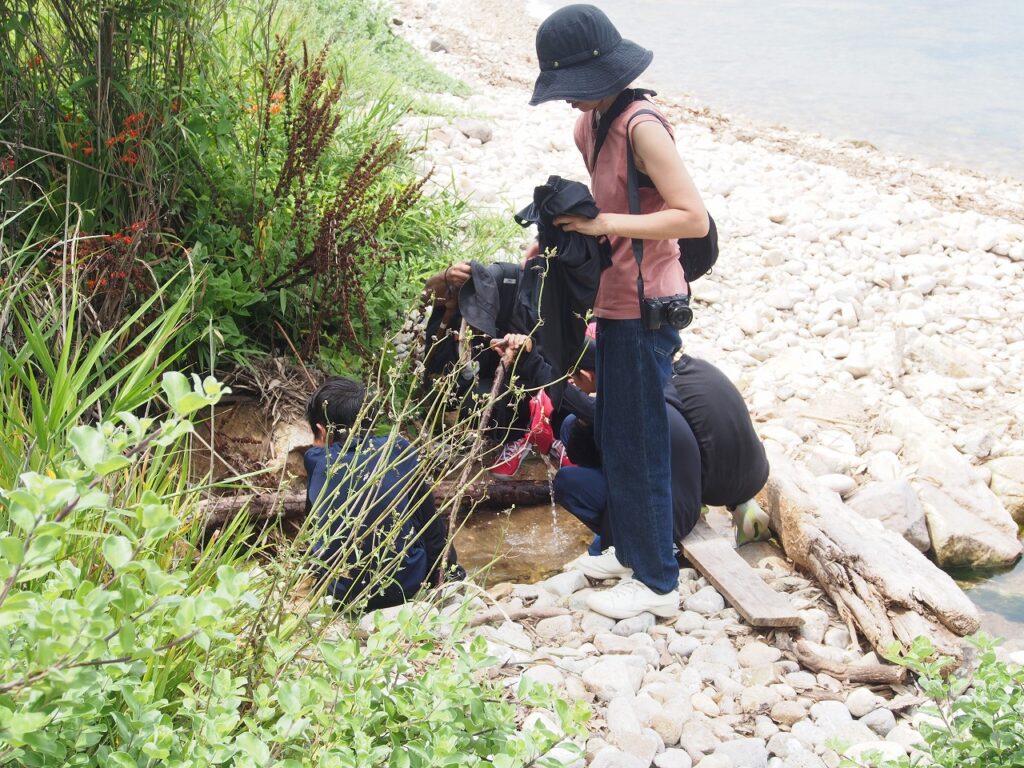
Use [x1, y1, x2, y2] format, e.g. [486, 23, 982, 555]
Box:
[373, 0, 1024, 764]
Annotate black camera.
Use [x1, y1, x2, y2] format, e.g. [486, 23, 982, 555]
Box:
[640, 293, 693, 331]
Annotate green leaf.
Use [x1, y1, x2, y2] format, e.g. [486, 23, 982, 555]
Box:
[0, 537, 24, 565]
[103, 536, 133, 570]
[68, 426, 106, 470]
[235, 733, 270, 763]
[106, 752, 137, 768]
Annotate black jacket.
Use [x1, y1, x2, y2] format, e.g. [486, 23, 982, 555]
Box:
[516, 176, 607, 380]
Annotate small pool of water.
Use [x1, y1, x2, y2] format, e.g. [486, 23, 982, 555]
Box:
[454, 502, 594, 587]
[951, 557, 1024, 641]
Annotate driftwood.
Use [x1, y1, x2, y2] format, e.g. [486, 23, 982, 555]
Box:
[761, 449, 980, 662]
[197, 479, 552, 527]
[467, 606, 570, 627]
[777, 634, 908, 685]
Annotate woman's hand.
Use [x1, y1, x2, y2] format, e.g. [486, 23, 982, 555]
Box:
[553, 213, 614, 237]
[489, 333, 533, 365]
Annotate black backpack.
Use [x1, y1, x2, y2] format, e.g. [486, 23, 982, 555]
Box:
[592, 89, 719, 284]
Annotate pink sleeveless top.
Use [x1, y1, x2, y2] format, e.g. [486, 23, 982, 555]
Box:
[574, 100, 687, 320]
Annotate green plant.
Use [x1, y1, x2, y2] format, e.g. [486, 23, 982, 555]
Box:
[839, 635, 1024, 768]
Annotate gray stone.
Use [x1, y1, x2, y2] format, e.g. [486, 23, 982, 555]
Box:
[860, 708, 897, 737]
[488, 621, 533, 651]
[797, 609, 829, 644]
[767, 731, 801, 757]
[845, 480, 930, 551]
[888, 406, 1021, 552]
[428, 38, 449, 53]
[781, 751, 827, 768]
[535, 614, 574, 640]
[845, 688, 883, 718]
[790, 720, 826, 751]
[755, 715, 780, 740]
[614, 612, 657, 637]
[697, 755, 734, 768]
[987, 455, 1024, 525]
[810, 700, 853, 730]
[669, 635, 701, 657]
[741, 686, 782, 714]
[739, 641, 783, 668]
[454, 118, 493, 144]
[784, 671, 817, 690]
[649, 698, 691, 746]
[918, 483, 1023, 567]
[595, 632, 653, 655]
[823, 627, 851, 649]
[674, 611, 706, 633]
[680, 719, 719, 756]
[582, 657, 645, 701]
[609, 731, 661, 766]
[885, 724, 924, 749]
[684, 586, 726, 615]
[770, 701, 807, 726]
[590, 748, 646, 768]
[540, 569, 589, 596]
[607, 696, 644, 736]
[522, 664, 565, 688]
[654, 748, 693, 768]
[716, 738, 768, 768]
[582, 610, 618, 636]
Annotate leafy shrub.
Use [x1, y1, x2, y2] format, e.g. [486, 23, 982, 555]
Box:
[840, 635, 1024, 768]
[0, 235, 587, 766]
[1, 0, 480, 369]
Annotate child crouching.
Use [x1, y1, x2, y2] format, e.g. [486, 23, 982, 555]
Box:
[304, 376, 462, 610]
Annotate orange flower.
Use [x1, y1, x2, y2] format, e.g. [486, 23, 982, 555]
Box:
[106, 136, 118, 147]
[271, 90, 285, 102]
[269, 103, 281, 115]
[83, 147, 94, 157]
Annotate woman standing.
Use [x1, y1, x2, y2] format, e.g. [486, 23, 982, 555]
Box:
[530, 4, 709, 619]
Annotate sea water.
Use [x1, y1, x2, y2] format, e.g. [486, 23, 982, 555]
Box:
[581, 0, 1024, 180]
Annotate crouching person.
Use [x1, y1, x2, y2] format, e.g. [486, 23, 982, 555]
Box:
[555, 350, 772, 587]
[304, 376, 463, 611]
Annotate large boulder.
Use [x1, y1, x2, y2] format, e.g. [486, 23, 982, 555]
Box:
[987, 456, 1024, 526]
[886, 406, 1021, 567]
[918, 484, 1023, 568]
[845, 480, 930, 551]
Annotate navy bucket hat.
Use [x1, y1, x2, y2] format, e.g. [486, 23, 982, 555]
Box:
[530, 4, 653, 106]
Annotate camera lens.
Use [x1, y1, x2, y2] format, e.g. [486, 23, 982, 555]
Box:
[668, 303, 693, 330]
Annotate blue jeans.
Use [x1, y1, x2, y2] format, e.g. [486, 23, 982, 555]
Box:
[595, 319, 680, 594]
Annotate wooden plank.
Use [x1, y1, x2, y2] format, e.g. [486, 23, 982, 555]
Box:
[682, 519, 803, 628]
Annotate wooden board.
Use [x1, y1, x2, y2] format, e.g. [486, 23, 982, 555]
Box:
[681, 519, 803, 628]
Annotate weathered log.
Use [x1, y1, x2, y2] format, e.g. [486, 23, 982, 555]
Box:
[196, 479, 553, 527]
[779, 635, 907, 685]
[467, 606, 570, 627]
[760, 449, 980, 662]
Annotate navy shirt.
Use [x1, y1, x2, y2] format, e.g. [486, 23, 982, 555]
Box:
[304, 435, 429, 604]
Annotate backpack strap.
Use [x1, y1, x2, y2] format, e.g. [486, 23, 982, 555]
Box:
[590, 88, 656, 169]
[623, 108, 673, 303]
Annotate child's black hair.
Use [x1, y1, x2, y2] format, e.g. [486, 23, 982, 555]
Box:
[305, 376, 366, 441]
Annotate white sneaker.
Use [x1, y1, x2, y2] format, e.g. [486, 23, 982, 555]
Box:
[566, 547, 632, 580]
[585, 578, 680, 619]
